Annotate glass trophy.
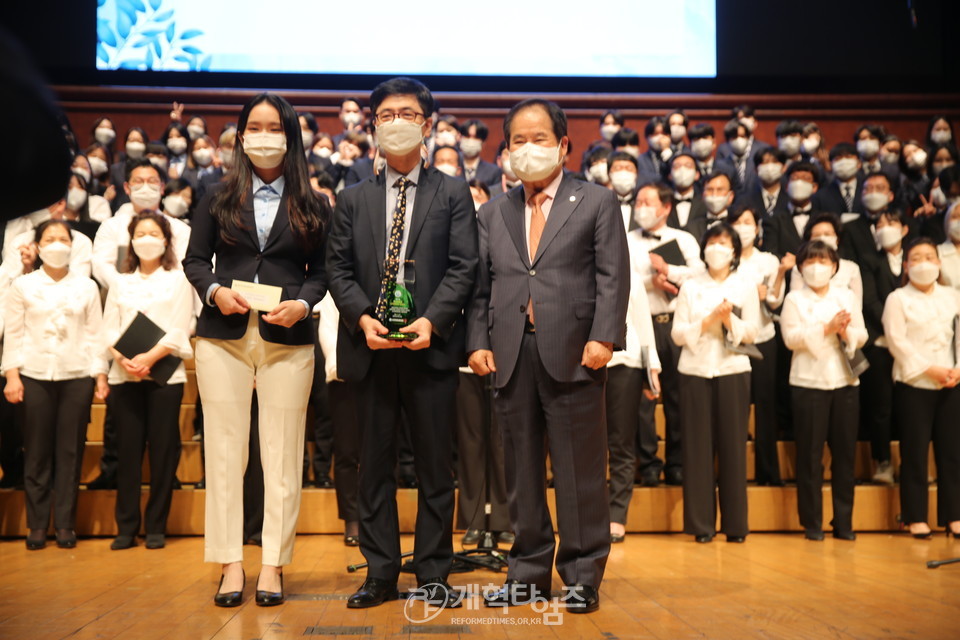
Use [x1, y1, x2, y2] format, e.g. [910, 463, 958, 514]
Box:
[382, 260, 416, 341]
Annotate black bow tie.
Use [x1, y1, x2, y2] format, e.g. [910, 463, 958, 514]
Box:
[676, 196, 693, 203]
[642, 230, 661, 240]
[791, 208, 811, 217]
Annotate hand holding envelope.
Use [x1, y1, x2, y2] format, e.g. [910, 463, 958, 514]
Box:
[226, 280, 306, 328]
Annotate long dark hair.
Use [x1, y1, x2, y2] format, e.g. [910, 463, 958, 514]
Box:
[123, 210, 179, 273]
[210, 93, 327, 250]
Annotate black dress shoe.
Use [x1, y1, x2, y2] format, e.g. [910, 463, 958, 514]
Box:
[0, 475, 23, 489]
[145, 534, 165, 549]
[726, 535, 746, 543]
[461, 529, 481, 545]
[832, 530, 857, 541]
[56, 529, 77, 549]
[194, 478, 206, 490]
[804, 529, 825, 541]
[87, 474, 116, 490]
[255, 572, 284, 606]
[398, 475, 418, 489]
[639, 470, 660, 487]
[415, 578, 463, 608]
[244, 534, 262, 546]
[483, 579, 547, 607]
[110, 535, 137, 550]
[664, 468, 684, 486]
[347, 577, 399, 608]
[343, 535, 359, 547]
[610, 533, 625, 544]
[561, 584, 600, 614]
[497, 531, 515, 544]
[695, 534, 713, 543]
[25, 529, 46, 550]
[316, 477, 334, 489]
[214, 570, 245, 608]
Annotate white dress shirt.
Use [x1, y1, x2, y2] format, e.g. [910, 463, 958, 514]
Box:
[882, 283, 960, 390]
[788, 202, 812, 237]
[608, 229, 661, 371]
[632, 225, 704, 315]
[737, 249, 785, 343]
[317, 293, 342, 383]
[98, 268, 195, 385]
[780, 285, 868, 390]
[92, 203, 191, 289]
[671, 270, 761, 378]
[88, 194, 113, 223]
[938, 241, 960, 290]
[1, 269, 102, 380]
[790, 258, 863, 307]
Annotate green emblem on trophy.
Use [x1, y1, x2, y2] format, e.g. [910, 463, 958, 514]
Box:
[382, 261, 417, 341]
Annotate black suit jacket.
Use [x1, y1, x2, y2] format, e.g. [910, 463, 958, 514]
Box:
[182, 182, 327, 346]
[860, 248, 901, 345]
[182, 167, 225, 204]
[668, 195, 707, 242]
[466, 159, 502, 189]
[762, 208, 818, 258]
[744, 186, 789, 229]
[814, 179, 864, 215]
[343, 157, 375, 187]
[326, 165, 478, 382]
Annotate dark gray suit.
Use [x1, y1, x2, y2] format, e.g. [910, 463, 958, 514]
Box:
[466, 173, 629, 591]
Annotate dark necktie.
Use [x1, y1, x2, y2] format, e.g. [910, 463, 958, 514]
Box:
[736, 157, 746, 186]
[842, 184, 854, 211]
[375, 176, 410, 322]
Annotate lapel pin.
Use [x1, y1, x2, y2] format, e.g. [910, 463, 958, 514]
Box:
[569, 196, 576, 202]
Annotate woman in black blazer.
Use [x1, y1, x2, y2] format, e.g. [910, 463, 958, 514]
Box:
[183, 92, 328, 608]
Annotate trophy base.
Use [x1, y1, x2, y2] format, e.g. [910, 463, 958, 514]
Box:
[386, 331, 417, 341]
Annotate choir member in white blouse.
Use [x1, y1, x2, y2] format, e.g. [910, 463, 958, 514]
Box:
[671, 222, 760, 543]
[789, 212, 863, 306]
[729, 205, 792, 487]
[780, 240, 868, 542]
[98, 211, 195, 551]
[1, 220, 107, 550]
[882, 238, 960, 539]
[938, 203, 960, 289]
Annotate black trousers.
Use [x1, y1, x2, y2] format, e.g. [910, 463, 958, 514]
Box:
[678, 372, 751, 538]
[860, 345, 894, 463]
[637, 315, 682, 474]
[455, 372, 509, 532]
[21, 376, 93, 530]
[354, 350, 457, 583]
[0, 392, 23, 484]
[895, 383, 960, 526]
[751, 337, 781, 484]
[304, 336, 333, 482]
[243, 392, 264, 542]
[791, 385, 859, 533]
[98, 393, 118, 479]
[606, 365, 644, 524]
[111, 381, 183, 536]
[328, 381, 359, 523]
[495, 332, 609, 591]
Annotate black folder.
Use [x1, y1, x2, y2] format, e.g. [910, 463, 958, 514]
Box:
[649, 239, 686, 266]
[113, 312, 182, 385]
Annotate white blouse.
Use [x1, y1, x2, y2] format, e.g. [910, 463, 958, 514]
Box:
[882, 283, 960, 390]
[1, 269, 102, 381]
[938, 242, 960, 290]
[317, 293, 341, 383]
[609, 231, 661, 371]
[98, 268, 195, 385]
[736, 249, 785, 344]
[780, 285, 868, 390]
[671, 270, 761, 378]
[790, 258, 863, 306]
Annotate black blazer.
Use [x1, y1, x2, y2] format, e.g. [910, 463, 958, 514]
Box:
[343, 157, 375, 187]
[861, 248, 901, 345]
[814, 179, 864, 215]
[182, 166, 224, 204]
[469, 160, 503, 189]
[762, 208, 819, 258]
[182, 182, 327, 346]
[668, 195, 707, 242]
[326, 165, 479, 382]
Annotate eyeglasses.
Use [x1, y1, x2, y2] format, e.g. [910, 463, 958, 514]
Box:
[129, 178, 162, 187]
[375, 109, 425, 125]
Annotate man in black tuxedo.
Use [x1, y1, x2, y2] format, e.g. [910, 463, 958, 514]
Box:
[326, 77, 478, 609]
[814, 143, 864, 216]
[666, 152, 707, 238]
[762, 161, 822, 259]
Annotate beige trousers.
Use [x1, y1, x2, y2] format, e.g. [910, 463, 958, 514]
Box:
[196, 313, 313, 566]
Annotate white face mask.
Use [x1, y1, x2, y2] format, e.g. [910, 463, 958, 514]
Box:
[691, 138, 714, 160]
[435, 164, 459, 177]
[187, 124, 206, 140]
[931, 130, 952, 145]
[931, 186, 947, 208]
[435, 131, 459, 148]
[856, 138, 880, 160]
[757, 162, 783, 184]
[729, 137, 749, 156]
[635, 205, 662, 230]
[880, 150, 900, 165]
[301, 130, 314, 149]
[621, 145, 640, 159]
[802, 137, 820, 155]
[609, 170, 637, 196]
[149, 156, 169, 171]
[342, 111, 362, 128]
[600, 123, 619, 142]
[509, 142, 561, 183]
[95, 127, 116, 145]
[130, 182, 162, 209]
[671, 166, 697, 190]
[788, 179, 815, 202]
[670, 124, 686, 143]
[125, 141, 146, 160]
[832, 157, 859, 181]
[704, 194, 730, 215]
[647, 136, 664, 152]
[587, 162, 609, 185]
[459, 137, 483, 158]
[778, 136, 801, 157]
[733, 223, 756, 247]
[193, 148, 213, 167]
[314, 147, 332, 159]
[167, 137, 188, 155]
[802, 263, 835, 289]
[949, 219, 960, 242]
[907, 149, 928, 170]
[501, 155, 517, 181]
[39, 241, 71, 269]
[376, 119, 424, 156]
[73, 167, 91, 183]
[740, 117, 757, 133]
[66, 188, 87, 211]
[243, 132, 287, 169]
[862, 191, 890, 212]
[874, 225, 903, 250]
[704, 244, 734, 270]
[163, 194, 189, 218]
[88, 156, 108, 176]
[811, 234, 838, 250]
[132, 235, 166, 261]
[908, 261, 940, 287]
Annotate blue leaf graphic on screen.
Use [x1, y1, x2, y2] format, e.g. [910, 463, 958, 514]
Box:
[97, 0, 211, 72]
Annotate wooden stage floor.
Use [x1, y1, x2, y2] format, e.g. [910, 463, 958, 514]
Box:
[1, 533, 958, 639]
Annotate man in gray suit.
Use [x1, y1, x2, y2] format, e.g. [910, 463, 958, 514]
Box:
[466, 99, 630, 614]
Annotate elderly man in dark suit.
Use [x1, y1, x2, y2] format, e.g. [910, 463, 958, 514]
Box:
[326, 77, 478, 610]
[467, 99, 630, 614]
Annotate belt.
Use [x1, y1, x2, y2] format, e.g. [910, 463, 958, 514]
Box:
[653, 313, 674, 324]
[524, 318, 536, 333]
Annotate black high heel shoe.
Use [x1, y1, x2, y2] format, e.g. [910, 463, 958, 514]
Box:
[947, 528, 960, 539]
[214, 569, 245, 607]
[255, 570, 284, 607]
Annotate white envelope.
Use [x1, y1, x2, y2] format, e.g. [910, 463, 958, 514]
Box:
[231, 280, 283, 313]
